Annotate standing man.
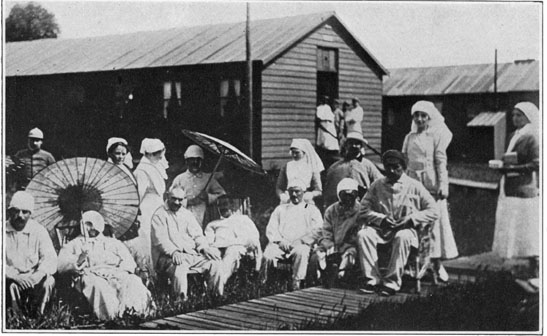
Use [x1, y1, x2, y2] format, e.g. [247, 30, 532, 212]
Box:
[346, 97, 364, 134]
[315, 95, 339, 168]
[151, 186, 225, 299]
[357, 150, 438, 296]
[324, 132, 383, 209]
[171, 145, 226, 227]
[5, 191, 57, 315]
[263, 179, 323, 290]
[13, 128, 56, 190]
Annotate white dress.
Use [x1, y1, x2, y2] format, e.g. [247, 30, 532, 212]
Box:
[402, 130, 458, 259]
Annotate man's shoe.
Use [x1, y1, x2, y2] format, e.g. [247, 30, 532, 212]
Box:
[358, 284, 377, 294]
[378, 286, 396, 297]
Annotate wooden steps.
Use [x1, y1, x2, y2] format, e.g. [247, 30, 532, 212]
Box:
[142, 286, 432, 330]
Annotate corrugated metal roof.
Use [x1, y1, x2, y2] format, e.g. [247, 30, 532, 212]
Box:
[6, 12, 387, 77]
[467, 112, 506, 127]
[384, 60, 539, 96]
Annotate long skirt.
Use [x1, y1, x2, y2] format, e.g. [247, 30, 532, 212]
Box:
[492, 192, 540, 259]
[431, 199, 459, 259]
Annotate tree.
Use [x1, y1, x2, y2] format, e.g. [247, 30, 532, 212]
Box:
[6, 2, 60, 42]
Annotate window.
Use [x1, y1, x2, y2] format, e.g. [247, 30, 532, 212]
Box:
[317, 47, 338, 72]
[163, 81, 182, 119]
[220, 79, 241, 117]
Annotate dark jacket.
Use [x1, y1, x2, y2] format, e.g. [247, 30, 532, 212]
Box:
[504, 132, 539, 198]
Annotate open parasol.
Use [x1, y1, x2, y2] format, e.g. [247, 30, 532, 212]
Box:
[25, 157, 139, 239]
[181, 129, 267, 176]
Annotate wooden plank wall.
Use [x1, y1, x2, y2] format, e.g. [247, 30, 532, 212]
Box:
[261, 23, 383, 170]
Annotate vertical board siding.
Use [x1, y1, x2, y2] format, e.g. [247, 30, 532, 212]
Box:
[261, 23, 383, 169]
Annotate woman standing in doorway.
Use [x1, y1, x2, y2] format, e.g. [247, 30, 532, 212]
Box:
[402, 100, 458, 282]
[492, 102, 539, 259]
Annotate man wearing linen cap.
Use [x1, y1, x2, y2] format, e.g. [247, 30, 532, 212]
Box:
[12, 127, 55, 190]
[263, 178, 323, 290]
[5, 191, 57, 315]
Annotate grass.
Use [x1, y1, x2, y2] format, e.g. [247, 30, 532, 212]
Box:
[448, 162, 502, 183]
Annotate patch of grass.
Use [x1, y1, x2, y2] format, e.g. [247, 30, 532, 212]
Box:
[448, 162, 501, 183]
[448, 185, 498, 256]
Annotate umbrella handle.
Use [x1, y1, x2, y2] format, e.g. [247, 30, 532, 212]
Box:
[200, 152, 225, 199]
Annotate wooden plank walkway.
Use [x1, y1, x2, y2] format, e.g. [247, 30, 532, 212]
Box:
[141, 286, 431, 330]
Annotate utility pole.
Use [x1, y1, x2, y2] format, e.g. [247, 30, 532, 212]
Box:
[494, 49, 498, 110]
[246, 2, 253, 158]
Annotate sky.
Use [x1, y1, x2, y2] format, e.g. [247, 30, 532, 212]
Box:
[3, 1, 542, 69]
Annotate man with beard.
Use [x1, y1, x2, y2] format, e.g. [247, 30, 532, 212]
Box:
[171, 145, 226, 227]
[323, 132, 383, 209]
[13, 128, 56, 190]
[151, 186, 225, 299]
[356, 150, 438, 296]
[5, 191, 57, 315]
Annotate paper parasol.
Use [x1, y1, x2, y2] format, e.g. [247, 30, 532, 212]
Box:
[25, 157, 139, 239]
[181, 129, 266, 175]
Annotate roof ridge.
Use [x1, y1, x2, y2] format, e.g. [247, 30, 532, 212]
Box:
[6, 11, 336, 43]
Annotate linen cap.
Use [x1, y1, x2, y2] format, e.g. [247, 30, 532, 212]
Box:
[514, 102, 539, 126]
[337, 178, 359, 196]
[9, 191, 35, 212]
[140, 138, 165, 154]
[106, 137, 128, 154]
[287, 178, 307, 190]
[82, 210, 105, 233]
[28, 128, 44, 139]
[184, 145, 204, 159]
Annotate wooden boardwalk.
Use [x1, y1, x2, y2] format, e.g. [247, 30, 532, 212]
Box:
[141, 286, 431, 330]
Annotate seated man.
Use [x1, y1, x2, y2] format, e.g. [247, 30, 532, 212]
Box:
[263, 179, 323, 290]
[151, 186, 225, 299]
[204, 195, 262, 284]
[57, 211, 154, 320]
[313, 178, 362, 286]
[357, 150, 438, 296]
[5, 191, 57, 315]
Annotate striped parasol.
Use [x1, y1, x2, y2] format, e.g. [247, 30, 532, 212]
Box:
[25, 157, 139, 239]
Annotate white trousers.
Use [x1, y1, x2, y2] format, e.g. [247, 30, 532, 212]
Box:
[263, 243, 311, 281]
[157, 253, 224, 297]
[357, 227, 417, 291]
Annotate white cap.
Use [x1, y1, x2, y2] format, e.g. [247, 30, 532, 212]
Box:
[184, 145, 204, 159]
[9, 191, 35, 212]
[287, 178, 307, 190]
[28, 128, 44, 139]
[82, 210, 105, 233]
[140, 138, 165, 154]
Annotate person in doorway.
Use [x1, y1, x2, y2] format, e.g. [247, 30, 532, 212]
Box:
[333, 99, 346, 145]
[263, 178, 323, 290]
[5, 191, 57, 315]
[346, 97, 364, 134]
[492, 102, 540, 259]
[402, 100, 458, 281]
[356, 150, 438, 296]
[315, 95, 339, 168]
[323, 132, 383, 209]
[12, 128, 56, 190]
[171, 145, 226, 227]
[276, 139, 323, 204]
